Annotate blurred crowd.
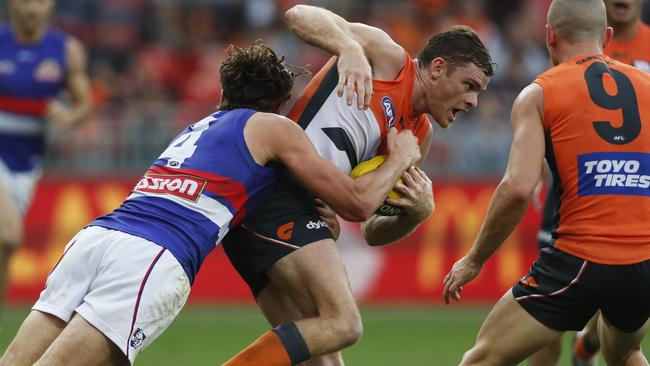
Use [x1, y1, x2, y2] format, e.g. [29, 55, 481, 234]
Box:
[1, 0, 649, 178]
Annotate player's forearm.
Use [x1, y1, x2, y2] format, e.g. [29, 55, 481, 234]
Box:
[467, 180, 530, 264]
[284, 5, 362, 56]
[361, 212, 426, 246]
[348, 155, 414, 220]
[65, 102, 92, 127]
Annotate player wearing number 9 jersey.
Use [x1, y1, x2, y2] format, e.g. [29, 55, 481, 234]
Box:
[0, 42, 421, 366]
[442, 0, 650, 364]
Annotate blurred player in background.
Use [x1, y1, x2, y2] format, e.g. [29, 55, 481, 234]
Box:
[443, 0, 650, 364]
[0, 41, 420, 366]
[528, 1, 650, 365]
[0, 0, 91, 322]
[604, 0, 650, 70]
[222, 5, 493, 365]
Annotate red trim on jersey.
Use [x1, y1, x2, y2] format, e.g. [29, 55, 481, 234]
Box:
[146, 165, 250, 223]
[0, 94, 48, 117]
[48, 240, 77, 276]
[126, 247, 166, 357]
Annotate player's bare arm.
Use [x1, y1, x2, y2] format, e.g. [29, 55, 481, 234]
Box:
[284, 4, 405, 108]
[360, 125, 435, 245]
[47, 36, 92, 129]
[443, 83, 545, 304]
[246, 113, 420, 221]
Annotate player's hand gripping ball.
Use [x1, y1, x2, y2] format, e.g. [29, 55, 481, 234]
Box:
[350, 155, 403, 216]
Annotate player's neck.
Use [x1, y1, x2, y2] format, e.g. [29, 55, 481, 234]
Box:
[611, 19, 640, 40]
[555, 42, 604, 65]
[10, 23, 47, 44]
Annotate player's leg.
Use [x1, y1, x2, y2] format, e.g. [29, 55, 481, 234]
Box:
[572, 313, 601, 366]
[0, 181, 22, 313]
[527, 338, 561, 366]
[598, 316, 649, 366]
[1, 227, 92, 365]
[460, 291, 562, 366]
[257, 281, 345, 366]
[0, 311, 65, 366]
[34, 313, 127, 366]
[224, 239, 361, 365]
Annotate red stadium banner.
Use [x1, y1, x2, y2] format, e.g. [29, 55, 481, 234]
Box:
[10, 179, 542, 304]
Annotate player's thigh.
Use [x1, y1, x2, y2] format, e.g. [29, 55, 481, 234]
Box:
[223, 170, 335, 298]
[35, 313, 127, 366]
[257, 281, 309, 326]
[0, 311, 65, 366]
[599, 312, 650, 363]
[266, 238, 357, 316]
[526, 337, 561, 366]
[462, 291, 561, 366]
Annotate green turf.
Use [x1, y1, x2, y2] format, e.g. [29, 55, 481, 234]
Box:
[1, 306, 648, 365]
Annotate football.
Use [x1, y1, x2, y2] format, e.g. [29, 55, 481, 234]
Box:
[350, 155, 404, 216]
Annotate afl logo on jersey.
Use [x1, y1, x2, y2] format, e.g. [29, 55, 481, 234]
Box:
[381, 96, 396, 128]
[34, 58, 63, 82]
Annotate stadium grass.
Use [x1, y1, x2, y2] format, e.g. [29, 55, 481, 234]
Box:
[2, 305, 649, 365]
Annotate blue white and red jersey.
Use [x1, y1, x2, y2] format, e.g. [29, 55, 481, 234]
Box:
[90, 109, 278, 283]
[0, 25, 68, 172]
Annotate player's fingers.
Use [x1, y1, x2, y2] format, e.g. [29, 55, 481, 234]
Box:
[363, 77, 373, 109]
[392, 183, 412, 198]
[443, 276, 454, 304]
[346, 75, 355, 106]
[415, 167, 431, 183]
[316, 206, 330, 217]
[337, 74, 347, 97]
[384, 197, 408, 207]
[412, 166, 427, 181]
[401, 172, 417, 188]
[407, 167, 425, 185]
[355, 78, 366, 110]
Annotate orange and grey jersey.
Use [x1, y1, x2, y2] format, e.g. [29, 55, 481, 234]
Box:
[287, 53, 430, 173]
[535, 54, 650, 264]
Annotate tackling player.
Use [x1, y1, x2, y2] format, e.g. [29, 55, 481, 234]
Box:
[443, 0, 650, 365]
[0, 0, 92, 319]
[0, 42, 421, 366]
[222, 5, 493, 366]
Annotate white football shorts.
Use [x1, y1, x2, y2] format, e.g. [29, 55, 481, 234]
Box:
[0, 158, 41, 216]
[33, 226, 191, 364]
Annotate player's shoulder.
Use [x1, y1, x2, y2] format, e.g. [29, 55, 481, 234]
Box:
[43, 27, 72, 43]
[248, 112, 300, 132]
[639, 22, 650, 36]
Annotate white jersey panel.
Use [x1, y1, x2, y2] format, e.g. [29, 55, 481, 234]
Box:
[304, 91, 381, 173]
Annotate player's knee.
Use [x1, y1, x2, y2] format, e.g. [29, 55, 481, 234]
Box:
[329, 312, 363, 348]
[459, 343, 494, 366]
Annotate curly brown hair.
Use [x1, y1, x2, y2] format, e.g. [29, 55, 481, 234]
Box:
[218, 41, 295, 113]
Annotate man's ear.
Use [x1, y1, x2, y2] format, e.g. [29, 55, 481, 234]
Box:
[429, 57, 446, 80]
[602, 26, 614, 49]
[546, 24, 557, 48]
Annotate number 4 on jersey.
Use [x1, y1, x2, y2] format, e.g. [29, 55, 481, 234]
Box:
[159, 116, 212, 167]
